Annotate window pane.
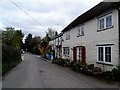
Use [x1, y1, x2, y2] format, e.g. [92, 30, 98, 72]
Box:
[63, 48, 65, 54]
[105, 47, 111, 55]
[98, 47, 103, 61]
[78, 26, 84, 36]
[66, 31, 70, 39]
[106, 15, 112, 28]
[105, 54, 108, 62]
[105, 55, 111, 62]
[81, 27, 84, 35]
[78, 28, 80, 35]
[99, 18, 104, 29]
[105, 47, 111, 62]
[68, 48, 69, 55]
[109, 54, 111, 62]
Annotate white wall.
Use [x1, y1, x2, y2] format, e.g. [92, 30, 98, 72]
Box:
[62, 9, 119, 70]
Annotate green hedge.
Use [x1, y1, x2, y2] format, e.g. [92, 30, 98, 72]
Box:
[2, 45, 22, 75]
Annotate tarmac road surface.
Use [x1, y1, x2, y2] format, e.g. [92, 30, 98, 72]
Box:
[2, 53, 120, 88]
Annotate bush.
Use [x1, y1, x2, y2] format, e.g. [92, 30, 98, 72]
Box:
[100, 71, 113, 80]
[57, 59, 70, 67]
[33, 47, 40, 55]
[86, 64, 94, 70]
[92, 66, 102, 72]
[70, 61, 76, 71]
[112, 65, 120, 81]
[70, 62, 83, 72]
[2, 45, 22, 75]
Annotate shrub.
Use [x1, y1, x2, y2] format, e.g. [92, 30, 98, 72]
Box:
[59, 59, 70, 67]
[100, 71, 113, 80]
[92, 66, 102, 72]
[2, 45, 22, 75]
[86, 64, 94, 70]
[81, 65, 88, 73]
[112, 65, 120, 81]
[70, 61, 76, 71]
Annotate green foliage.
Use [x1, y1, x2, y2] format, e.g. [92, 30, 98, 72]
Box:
[39, 34, 51, 56]
[2, 27, 24, 75]
[25, 34, 41, 54]
[112, 65, 120, 81]
[25, 33, 33, 52]
[2, 45, 22, 75]
[0, 64, 2, 76]
[92, 66, 102, 72]
[101, 71, 113, 80]
[33, 47, 40, 55]
[86, 64, 94, 70]
[52, 58, 70, 67]
[2, 27, 24, 49]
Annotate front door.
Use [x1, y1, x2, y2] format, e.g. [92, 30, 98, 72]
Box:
[77, 46, 86, 64]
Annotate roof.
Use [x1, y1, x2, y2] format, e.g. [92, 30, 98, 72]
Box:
[62, 2, 120, 32]
[50, 33, 63, 41]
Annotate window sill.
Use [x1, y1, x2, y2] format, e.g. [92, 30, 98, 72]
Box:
[96, 61, 113, 66]
[66, 38, 70, 40]
[77, 34, 84, 37]
[97, 26, 114, 32]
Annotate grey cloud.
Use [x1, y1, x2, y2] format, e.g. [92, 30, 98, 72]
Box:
[1, 0, 102, 37]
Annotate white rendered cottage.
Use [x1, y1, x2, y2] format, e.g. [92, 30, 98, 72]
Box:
[49, 33, 63, 59]
[62, 2, 120, 70]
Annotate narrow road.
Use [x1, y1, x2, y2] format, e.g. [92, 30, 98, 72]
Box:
[2, 53, 120, 88]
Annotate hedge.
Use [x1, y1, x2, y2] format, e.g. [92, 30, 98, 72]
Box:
[2, 44, 22, 75]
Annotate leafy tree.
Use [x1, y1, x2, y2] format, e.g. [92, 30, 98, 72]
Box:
[32, 36, 41, 48]
[24, 34, 41, 54]
[25, 33, 33, 52]
[2, 27, 24, 49]
[39, 34, 51, 57]
[2, 27, 24, 75]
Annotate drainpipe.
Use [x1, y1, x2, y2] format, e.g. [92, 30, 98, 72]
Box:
[118, 9, 120, 64]
[113, 2, 120, 64]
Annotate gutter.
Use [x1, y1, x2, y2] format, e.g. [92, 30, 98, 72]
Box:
[113, 2, 120, 64]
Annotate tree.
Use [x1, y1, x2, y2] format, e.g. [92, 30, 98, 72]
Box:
[32, 36, 41, 48]
[2, 27, 24, 75]
[24, 33, 33, 52]
[39, 34, 51, 57]
[24, 34, 41, 54]
[2, 27, 24, 49]
[45, 28, 58, 39]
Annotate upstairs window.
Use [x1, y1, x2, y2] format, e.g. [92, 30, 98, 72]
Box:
[98, 14, 113, 31]
[66, 31, 70, 40]
[106, 15, 112, 28]
[78, 25, 84, 36]
[99, 18, 104, 30]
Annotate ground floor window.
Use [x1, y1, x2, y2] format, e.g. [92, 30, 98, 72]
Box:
[63, 47, 69, 56]
[97, 45, 112, 64]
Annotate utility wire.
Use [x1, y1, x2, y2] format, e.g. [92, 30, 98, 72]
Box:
[9, 0, 42, 26]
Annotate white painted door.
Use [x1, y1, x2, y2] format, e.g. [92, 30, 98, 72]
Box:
[77, 47, 82, 62]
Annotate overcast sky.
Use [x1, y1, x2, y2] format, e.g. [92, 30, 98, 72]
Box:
[0, 0, 103, 38]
